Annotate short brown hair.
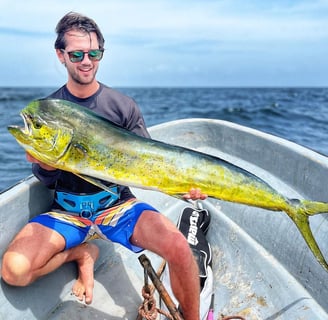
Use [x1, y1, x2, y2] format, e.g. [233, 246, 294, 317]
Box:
[54, 12, 105, 50]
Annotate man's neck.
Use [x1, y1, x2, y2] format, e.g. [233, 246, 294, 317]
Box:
[66, 81, 100, 98]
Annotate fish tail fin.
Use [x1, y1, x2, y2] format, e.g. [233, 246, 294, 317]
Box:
[288, 199, 328, 272]
[298, 199, 328, 216]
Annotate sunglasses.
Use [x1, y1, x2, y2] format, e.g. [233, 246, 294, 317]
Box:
[61, 49, 104, 63]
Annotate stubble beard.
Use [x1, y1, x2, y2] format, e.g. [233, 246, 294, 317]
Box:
[70, 64, 98, 86]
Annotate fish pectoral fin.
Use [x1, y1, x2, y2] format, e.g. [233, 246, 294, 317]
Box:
[74, 173, 118, 197]
[291, 211, 328, 272]
[42, 127, 73, 160]
[73, 143, 88, 157]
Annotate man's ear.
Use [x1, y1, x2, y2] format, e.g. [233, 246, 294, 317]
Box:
[56, 49, 65, 64]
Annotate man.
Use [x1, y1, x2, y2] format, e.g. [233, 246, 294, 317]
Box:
[1, 12, 206, 320]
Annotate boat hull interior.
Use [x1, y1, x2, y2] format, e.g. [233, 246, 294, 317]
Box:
[1, 118, 327, 319]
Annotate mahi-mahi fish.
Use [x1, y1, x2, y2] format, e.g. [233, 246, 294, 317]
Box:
[8, 98, 328, 271]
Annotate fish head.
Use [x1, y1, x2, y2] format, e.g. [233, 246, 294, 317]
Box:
[8, 99, 73, 165]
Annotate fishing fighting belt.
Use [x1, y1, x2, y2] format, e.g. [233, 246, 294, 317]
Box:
[55, 187, 120, 219]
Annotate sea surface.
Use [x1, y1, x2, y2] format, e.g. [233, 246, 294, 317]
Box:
[1, 87, 328, 192]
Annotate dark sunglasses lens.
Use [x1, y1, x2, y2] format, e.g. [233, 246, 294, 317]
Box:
[68, 51, 84, 62]
[88, 50, 103, 61]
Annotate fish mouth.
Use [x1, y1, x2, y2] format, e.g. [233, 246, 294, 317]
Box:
[8, 111, 32, 137]
[21, 112, 32, 135]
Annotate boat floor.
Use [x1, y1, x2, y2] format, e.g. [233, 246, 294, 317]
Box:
[3, 195, 326, 320]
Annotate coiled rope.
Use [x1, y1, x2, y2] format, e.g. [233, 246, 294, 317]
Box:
[137, 283, 174, 320]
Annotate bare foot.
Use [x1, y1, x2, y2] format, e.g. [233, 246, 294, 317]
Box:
[72, 243, 99, 304]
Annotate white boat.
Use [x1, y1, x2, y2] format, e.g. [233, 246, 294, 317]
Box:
[1, 118, 328, 319]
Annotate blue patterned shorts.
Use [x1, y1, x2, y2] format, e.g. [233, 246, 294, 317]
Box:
[30, 198, 159, 252]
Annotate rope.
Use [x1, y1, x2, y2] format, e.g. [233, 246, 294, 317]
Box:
[137, 284, 174, 320]
[137, 259, 177, 320]
[137, 285, 158, 320]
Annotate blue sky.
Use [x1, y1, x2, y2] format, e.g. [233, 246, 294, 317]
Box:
[1, 0, 327, 87]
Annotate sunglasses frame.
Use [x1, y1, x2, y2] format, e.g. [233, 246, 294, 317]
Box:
[61, 49, 104, 63]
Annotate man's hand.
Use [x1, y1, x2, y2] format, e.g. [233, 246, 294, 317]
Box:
[26, 153, 57, 171]
[183, 188, 208, 201]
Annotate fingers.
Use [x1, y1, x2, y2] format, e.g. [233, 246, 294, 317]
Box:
[183, 188, 208, 200]
[26, 152, 57, 171]
[26, 152, 37, 163]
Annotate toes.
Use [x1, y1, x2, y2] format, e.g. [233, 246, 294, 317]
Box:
[85, 289, 93, 305]
[72, 288, 83, 301]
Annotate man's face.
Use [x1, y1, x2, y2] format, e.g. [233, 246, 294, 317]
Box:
[58, 31, 101, 86]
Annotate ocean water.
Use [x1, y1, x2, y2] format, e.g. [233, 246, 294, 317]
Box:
[1, 87, 328, 192]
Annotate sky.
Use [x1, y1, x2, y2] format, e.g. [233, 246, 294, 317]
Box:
[0, 0, 327, 87]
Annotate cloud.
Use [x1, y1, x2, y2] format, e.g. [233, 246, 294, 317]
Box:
[0, 26, 51, 37]
[1, 0, 327, 86]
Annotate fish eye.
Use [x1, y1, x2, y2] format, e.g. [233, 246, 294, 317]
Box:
[34, 119, 43, 129]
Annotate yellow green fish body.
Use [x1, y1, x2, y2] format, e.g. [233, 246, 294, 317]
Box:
[8, 99, 328, 271]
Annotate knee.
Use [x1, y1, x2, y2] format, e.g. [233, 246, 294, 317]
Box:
[1, 251, 32, 286]
[164, 232, 193, 265]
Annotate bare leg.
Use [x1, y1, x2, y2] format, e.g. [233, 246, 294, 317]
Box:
[1, 222, 99, 304]
[131, 210, 200, 320]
